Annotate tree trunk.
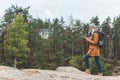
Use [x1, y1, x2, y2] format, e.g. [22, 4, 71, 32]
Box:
[14, 55, 16, 68]
[72, 41, 74, 56]
[115, 38, 118, 60]
[108, 37, 114, 59]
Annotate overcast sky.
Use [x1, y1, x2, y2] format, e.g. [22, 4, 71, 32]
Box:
[0, 0, 120, 23]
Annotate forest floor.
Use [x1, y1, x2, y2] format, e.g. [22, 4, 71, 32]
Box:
[0, 66, 119, 80]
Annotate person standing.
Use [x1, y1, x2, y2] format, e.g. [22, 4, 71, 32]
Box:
[84, 23, 103, 76]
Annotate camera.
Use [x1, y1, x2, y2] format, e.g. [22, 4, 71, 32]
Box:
[87, 32, 91, 37]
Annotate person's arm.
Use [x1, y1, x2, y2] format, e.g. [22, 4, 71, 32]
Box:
[85, 33, 98, 45]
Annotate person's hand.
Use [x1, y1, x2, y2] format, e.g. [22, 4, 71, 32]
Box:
[85, 37, 90, 42]
[83, 36, 87, 41]
[84, 36, 87, 39]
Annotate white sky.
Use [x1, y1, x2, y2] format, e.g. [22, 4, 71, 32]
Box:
[0, 0, 120, 23]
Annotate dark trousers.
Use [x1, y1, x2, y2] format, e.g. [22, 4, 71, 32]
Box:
[84, 55, 102, 72]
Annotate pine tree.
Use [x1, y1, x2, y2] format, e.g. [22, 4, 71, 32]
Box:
[4, 14, 30, 68]
[113, 16, 120, 60]
[90, 16, 100, 26]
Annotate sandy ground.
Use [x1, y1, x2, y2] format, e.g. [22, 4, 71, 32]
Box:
[0, 66, 119, 80]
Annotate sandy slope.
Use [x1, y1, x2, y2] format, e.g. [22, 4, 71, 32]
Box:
[0, 66, 119, 80]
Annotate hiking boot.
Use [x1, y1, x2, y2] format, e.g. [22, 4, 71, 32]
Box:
[98, 73, 103, 76]
[85, 69, 91, 74]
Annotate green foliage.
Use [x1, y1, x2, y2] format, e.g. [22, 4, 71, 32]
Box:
[113, 16, 120, 38]
[4, 14, 30, 68]
[89, 56, 112, 76]
[4, 5, 30, 23]
[90, 16, 100, 26]
[69, 55, 84, 70]
[32, 50, 65, 70]
[16, 54, 29, 69]
[27, 18, 43, 56]
[101, 17, 111, 35]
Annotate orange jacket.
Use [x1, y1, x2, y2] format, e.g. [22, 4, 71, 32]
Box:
[86, 33, 100, 56]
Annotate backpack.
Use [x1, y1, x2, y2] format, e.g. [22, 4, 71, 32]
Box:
[98, 31, 105, 47]
[93, 31, 105, 48]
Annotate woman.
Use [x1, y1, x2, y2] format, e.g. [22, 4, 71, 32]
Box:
[84, 23, 103, 76]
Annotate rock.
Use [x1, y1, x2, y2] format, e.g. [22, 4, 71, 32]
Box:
[113, 66, 120, 72]
[0, 65, 119, 80]
[56, 66, 84, 74]
[112, 66, 120, 76]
